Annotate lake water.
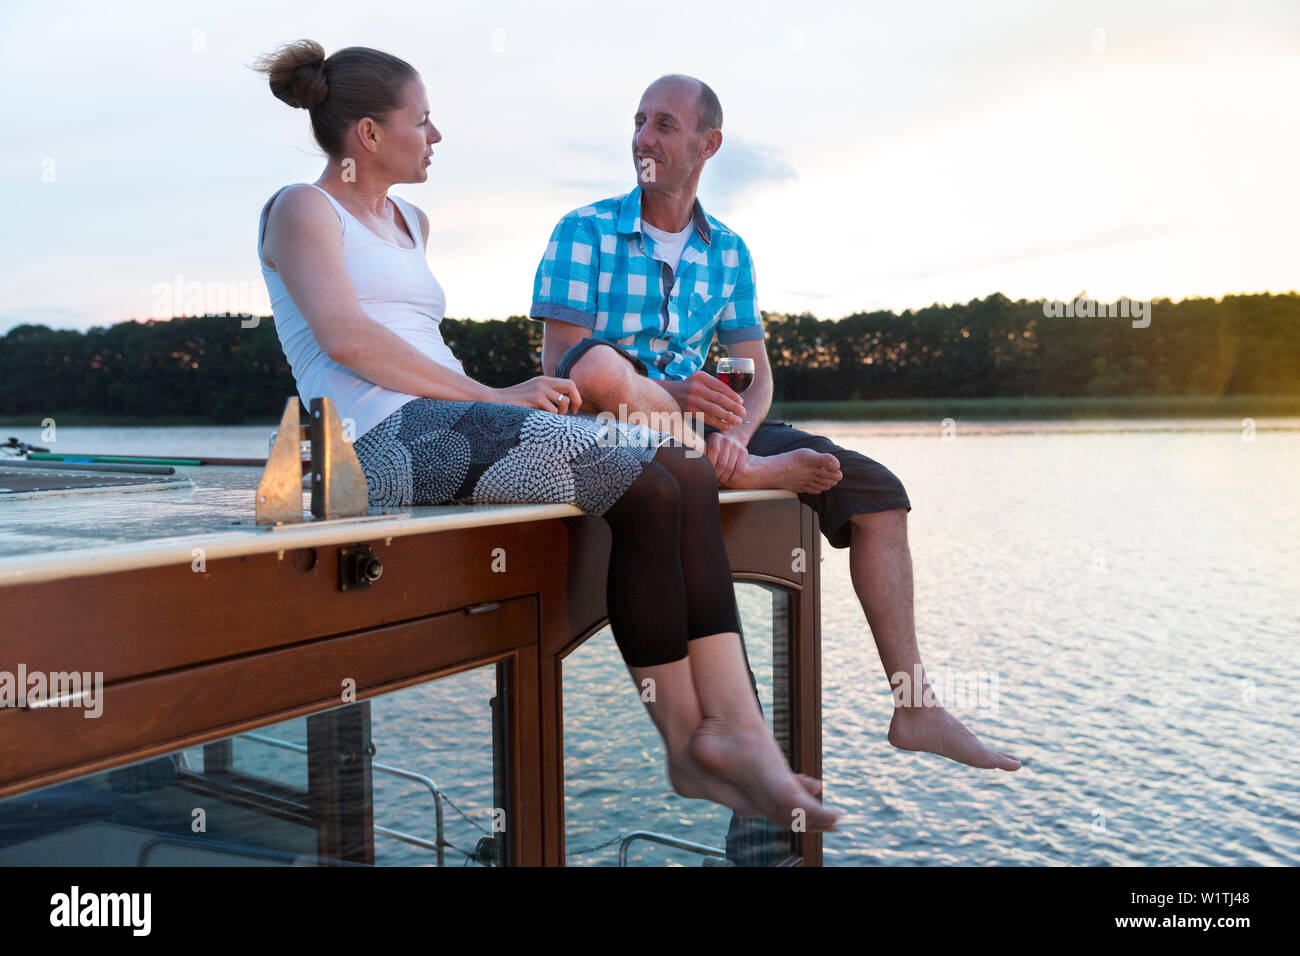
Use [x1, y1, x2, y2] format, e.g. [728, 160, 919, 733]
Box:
[2, 419, 1296, 866]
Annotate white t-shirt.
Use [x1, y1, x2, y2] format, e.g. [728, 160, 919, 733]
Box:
[641, 219, 694, 274]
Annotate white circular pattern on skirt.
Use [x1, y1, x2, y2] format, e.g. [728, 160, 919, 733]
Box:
[517, 410, 609, 460]
[569, 440, 642, 508]
[396, 399, 473, 435]
[603, 418, 673, 456]
[409, 428, 472, 502]
[355, 406, 402, 449]
[357, 440, 413, 507]
[472, 442, 578, 504]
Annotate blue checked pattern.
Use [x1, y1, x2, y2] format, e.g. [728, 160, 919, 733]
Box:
[530, 186, 764, 380]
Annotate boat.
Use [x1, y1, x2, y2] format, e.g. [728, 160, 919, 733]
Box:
[0, 398, 825, 866]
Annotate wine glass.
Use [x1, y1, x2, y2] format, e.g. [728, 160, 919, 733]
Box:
[715, 356, 755, 424]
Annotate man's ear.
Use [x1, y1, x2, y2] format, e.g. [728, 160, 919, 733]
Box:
[701, 129, 722, 161]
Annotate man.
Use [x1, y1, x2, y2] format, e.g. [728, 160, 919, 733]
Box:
[530, 74, 1019, 773]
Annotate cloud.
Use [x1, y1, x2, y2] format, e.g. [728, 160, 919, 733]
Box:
[561, 139, 616, 158]
[550, 134, 797, 211]
[542, 140, 631, 198]
[551, 177, 630, 197]
[881, 224, 1185, 283]
[780, 289, 836, 300]
[700, 134, 796, 209]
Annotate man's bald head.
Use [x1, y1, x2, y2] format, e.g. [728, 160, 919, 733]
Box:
[645, 74, 723, 132]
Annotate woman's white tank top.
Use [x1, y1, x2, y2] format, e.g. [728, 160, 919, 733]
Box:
[257, 183, 466, 441]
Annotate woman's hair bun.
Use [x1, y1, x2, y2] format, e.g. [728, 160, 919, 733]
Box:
[253, 39, 328, 110]
[255, 41, 418, 158]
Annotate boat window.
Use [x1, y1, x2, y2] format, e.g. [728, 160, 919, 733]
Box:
[562, 581, 799, 866]
[0, 662, 509, 867]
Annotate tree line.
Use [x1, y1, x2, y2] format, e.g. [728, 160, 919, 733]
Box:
[0, 292, 1295, 423]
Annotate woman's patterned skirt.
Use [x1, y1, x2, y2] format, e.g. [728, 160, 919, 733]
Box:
[352, 398, 673, 516]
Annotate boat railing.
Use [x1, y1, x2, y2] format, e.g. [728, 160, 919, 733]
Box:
[243, 733, 728, 868]
[617, 831, 728, 866]
[135, 835, 331, 867]
[238, 732, 448, 867]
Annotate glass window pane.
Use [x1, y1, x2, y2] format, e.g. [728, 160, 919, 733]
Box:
[563, 582, 797, 866]
[0, 663, 509, 867]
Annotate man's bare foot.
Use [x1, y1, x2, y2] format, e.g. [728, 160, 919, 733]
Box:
[724, 448, 843, 494]
[688, 717, 839, 831]
[888, 706, 1021, 771]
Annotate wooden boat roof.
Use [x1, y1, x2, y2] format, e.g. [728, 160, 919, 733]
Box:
[0, 464, 793, 587]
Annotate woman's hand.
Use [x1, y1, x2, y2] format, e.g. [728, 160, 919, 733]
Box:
[492, 376, 583, 414]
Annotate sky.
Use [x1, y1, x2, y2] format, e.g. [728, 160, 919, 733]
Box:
[1, 0, 1297, 334]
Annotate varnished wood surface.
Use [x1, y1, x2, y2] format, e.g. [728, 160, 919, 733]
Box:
[0, 495, 822, 866]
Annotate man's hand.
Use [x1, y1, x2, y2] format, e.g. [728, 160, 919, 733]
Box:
[706, 430, 749, 486]
[660, 371, 745, 430]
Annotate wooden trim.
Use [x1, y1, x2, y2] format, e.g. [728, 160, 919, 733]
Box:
[307, 702, 374, 865]
[508, 647, 544, 866]
[0, 597, 537, 798]
[795, 503, 824, 866]
[3, 523, 563, 684]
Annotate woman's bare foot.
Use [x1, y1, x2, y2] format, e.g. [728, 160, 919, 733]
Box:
[795, 773, 823, 797]
[666, 748, 762, 818]
[667, 753, 823, 817]
[688, 717, 839, 832]
[888, 705, 1021, 771]
[723, 448, 843, 494]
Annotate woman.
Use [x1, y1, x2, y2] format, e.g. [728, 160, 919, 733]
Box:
[254, 40, 836, 834]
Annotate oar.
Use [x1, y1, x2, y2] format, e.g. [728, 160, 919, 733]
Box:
[28, 452, 275, 467]
[1, 458, 175, 476]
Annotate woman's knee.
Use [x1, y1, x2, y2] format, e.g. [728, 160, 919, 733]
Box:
[607, 461, 681, 525]
[654, 444, 719, 496]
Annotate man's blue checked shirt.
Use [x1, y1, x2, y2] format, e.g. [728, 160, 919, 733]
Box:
[530, 186, 765, 380]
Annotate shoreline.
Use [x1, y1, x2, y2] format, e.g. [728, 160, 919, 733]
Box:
[792, 418, 1300, 435]
[3, 395, 1298, 432]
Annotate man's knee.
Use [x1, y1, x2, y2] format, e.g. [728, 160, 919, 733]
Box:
[572, 341, 629, 377]
[850, 508, 908, 535]
[570, 343, 641, 404]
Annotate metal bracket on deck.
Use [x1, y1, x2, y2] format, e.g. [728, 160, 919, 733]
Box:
[255, 397, 372, 526]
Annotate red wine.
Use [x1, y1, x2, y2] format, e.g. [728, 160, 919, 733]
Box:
[718, 371, 753, 393]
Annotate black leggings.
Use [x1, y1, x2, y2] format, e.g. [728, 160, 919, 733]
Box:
[601, 443, 741, 667]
